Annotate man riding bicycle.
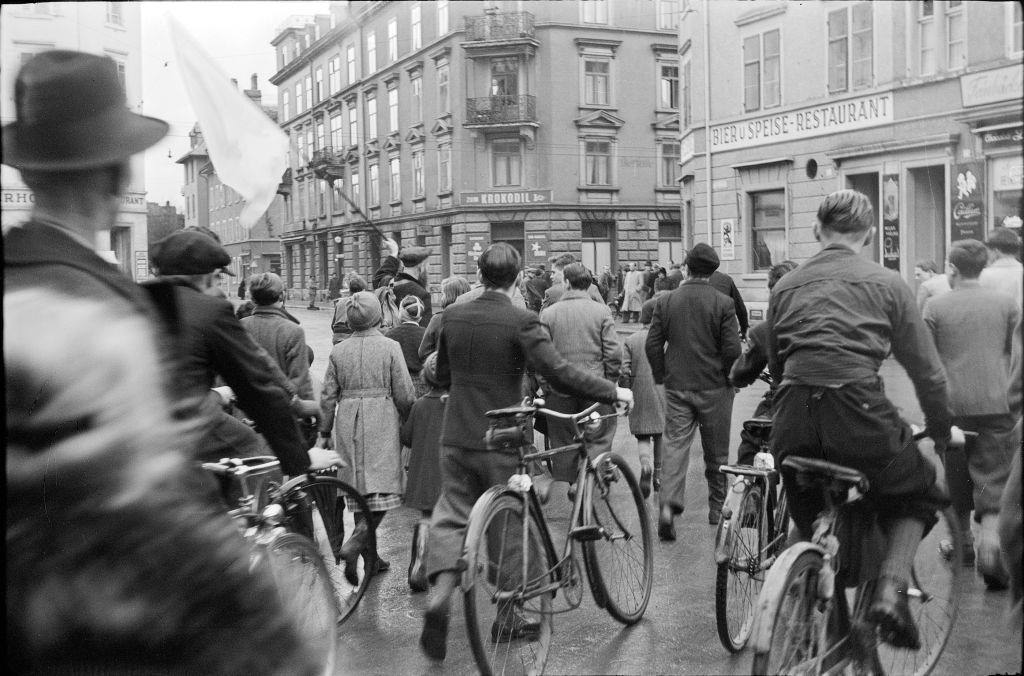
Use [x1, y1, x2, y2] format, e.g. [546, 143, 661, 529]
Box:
[765, 189, 952, 650]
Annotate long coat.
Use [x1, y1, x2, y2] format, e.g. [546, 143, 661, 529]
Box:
[622, 328, 665, 436]
[320, 329, 415, 495]
[624, 270, 646, 312]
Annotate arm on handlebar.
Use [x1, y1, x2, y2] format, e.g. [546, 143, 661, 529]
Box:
[911, 425, 972, 447]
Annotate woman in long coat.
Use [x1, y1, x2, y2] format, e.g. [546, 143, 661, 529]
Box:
[623, 263, 646, 323]
[317, 291, 415, 579]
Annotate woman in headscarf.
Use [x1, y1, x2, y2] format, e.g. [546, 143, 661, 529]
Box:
[386, 295, 428, 396]
[315, 291, 416, 582]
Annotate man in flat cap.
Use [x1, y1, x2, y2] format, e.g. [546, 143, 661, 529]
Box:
[373, 237, 433, 327]
[645, 242, 741, 540]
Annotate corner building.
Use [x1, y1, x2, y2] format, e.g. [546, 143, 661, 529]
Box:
[270, 0, 687, 296]
[679, 0, 1022, 319]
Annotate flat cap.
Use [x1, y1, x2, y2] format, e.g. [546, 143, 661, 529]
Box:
[151, 230, 232, 276]
[399, 246, 432, 267]
[684, 242, 720, 275]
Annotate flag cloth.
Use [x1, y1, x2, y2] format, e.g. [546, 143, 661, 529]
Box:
[168, 16, 287, 229]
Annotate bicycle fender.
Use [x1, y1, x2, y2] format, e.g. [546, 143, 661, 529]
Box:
[459, 486, 523, 594]
[713, 479, 749, 564]
[748, 541, 823, 654]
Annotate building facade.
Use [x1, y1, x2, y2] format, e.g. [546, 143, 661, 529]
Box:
[176, 76, 286, 287]
[679, 0, 1023, 318]
[146, 201, 184, 248]
[0, 1, 153, 281]
[269, 0, 686, 297]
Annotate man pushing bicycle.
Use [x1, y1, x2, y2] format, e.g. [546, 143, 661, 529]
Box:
[765, 189, 952, 650]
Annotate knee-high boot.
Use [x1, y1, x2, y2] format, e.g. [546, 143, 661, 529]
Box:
[408, 519, 430, 593]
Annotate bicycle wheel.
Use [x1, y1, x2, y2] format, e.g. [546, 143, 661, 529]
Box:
[751, 549, 829, 675]
[261, 533, 339, 674]
[279, 475, 374, 623]
[875, 506, 963, 676]
[716, 483, 765, 652]
[463, 490, 555, 676]
[582, 452, 654, 625]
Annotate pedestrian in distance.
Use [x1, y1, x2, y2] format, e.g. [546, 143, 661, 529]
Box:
[646, 243, 741, 539]
[314, 291, 416, 583]
[766, 189, 952, 650]
[418, 243, 633, 661]
[622, 262, 646, 323]
[328, 272, 342, 302]
[307, 274, 319, 310]
[386, 295, 428, 397]
[914, 259, 951, 313]
[419, 275, 471, 359]
[923, 239, 1020, 589]
[729, 260, 797, 466]
[237, 277, 247, 300]
[400, 352, 447, 593]
[621, 301, 666, 496]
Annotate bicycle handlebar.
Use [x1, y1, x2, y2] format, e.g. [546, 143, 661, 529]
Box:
[911, 425, 972, 446]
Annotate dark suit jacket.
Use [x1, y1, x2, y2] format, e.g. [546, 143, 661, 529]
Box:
[436, 290, 618, 450]
[373, 255, 432, 326]
[645, 279, 741, 392]
[710, 270, 749, 338]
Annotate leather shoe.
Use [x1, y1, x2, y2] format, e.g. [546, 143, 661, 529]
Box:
[420, 603, 450, 660]
[867, 576, 921, 650]
[708, 509, 722, 526]
[491, 606, 541, 643]
[639, 457, 653, 499]
[658, 504, 676, 541]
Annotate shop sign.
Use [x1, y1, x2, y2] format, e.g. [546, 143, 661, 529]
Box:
[719, 219, 735, 261]
[134, 251, 150, 281]
[960, 64, 1024, 108]
[991, 155, 1023, 191]
[882, 175, 900, 271]
[709, 92, 893, 152]
[2, 189, 35, 205]
[120, 193, 147, 213]
[981, 125, 1023, 150]
[526, 232, 548, 266]
[460, 189, 552, 206]
[466, 233, 489, 268]
[951, 163, 985, 242]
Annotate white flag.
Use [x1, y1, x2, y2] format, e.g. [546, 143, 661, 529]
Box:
[168, 16, 288, 229]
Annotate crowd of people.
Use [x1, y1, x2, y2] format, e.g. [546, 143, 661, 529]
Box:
[5, 49, 1021, 672]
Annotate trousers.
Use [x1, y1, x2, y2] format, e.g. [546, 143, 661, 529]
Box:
[947, 413, 1019, 521]
[661, 386, 735, 514]
[545, 391, 617, 483]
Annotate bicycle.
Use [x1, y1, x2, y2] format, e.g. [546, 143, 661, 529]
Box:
[715, 414, 790, 653]
[460, 398, 654, 676]
[203, 456, 376, 625]
[748, 429, 966, 676]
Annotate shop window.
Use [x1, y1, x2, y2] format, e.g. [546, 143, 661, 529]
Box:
[991, 155, 1023, 234]
[491, 222, 525, 260]
[581, 221, 614, 273]
[750, 190, 786, 271]
[658, 221, 683, 265]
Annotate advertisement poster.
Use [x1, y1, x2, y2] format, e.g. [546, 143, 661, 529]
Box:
[525, 232, 548, 267]
[882, 175, 900, 271]
[719, 219, 735, 260]
[951, 162, 985, 241]
[134, 251, 150, 281]
[466, 233, 488, 270]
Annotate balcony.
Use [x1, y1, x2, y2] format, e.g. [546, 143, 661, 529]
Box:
[465, 95, 537, 127]
[310, 147, 345, 183]
[464, 11, 534, 42]
[276, 168, 292, 197]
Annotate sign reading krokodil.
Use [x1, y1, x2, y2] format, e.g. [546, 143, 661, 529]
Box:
[709, 92, 894, 152]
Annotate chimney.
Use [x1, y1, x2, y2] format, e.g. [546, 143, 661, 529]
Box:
[251, 73, 258, 90]
[244, 72, 262, 106]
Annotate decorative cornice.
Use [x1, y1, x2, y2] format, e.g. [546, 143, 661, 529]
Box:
[574, 109, 625, 129]
[574, 37, 622, 55]
[734, 2, 787, 27]
[430, 46, 451, 63]
[384, 72, 401, 87]
[405, 60, 424, 75]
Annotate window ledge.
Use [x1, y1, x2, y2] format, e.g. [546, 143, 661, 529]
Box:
[412, 195, 426, 202]
[389, 199, 402, 207]
[654, 186, 679, 193]
[577, 185, 620, 192]
[436, 190, 453, 198]
[578, 105, 619, 113]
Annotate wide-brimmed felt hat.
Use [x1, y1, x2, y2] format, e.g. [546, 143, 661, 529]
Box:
[152, 231, 232, 276]
[2, 50, 168, 171]
[399, 246, 431, 267]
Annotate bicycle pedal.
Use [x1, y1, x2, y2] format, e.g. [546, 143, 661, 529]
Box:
[570, 525, 604, 541]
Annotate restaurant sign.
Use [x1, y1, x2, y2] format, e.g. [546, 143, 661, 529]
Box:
[460, 189, 552, 206]
[709, 92, 893, 152]
[960, 64, 1024, 108]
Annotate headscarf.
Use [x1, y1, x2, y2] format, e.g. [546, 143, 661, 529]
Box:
[346, 291, 382, 331]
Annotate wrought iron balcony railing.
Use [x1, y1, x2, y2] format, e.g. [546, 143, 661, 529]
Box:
[465, 95, 537, 126]
[464, 11, 535, 41]
[311, 147, 339, 166]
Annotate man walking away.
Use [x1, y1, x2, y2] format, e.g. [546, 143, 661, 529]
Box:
[646, 243, 741, 539]
[924, 240, 1019, 589]
[709, 268, 749, 341]
[542, 253, 604, 308]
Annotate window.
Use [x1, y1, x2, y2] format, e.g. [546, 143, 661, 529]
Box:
[328, 57, 341, 94]
[437, 63, 450, 112]
[368, 163, 380, 205]
[584, 59, 610, 105]
[282, 91, 291, 120]
[581, 0, 608, 24]
[584, 140, 612, 186]
[1011, 2, 1024, 56]
[387, 86, 399, 132]
[491, 222, 525, 260]
[333, 179, 345, 212]
[581, 221, 613, 273]
[411, 3, 422, 50]
[659, 142, 679, 188]
[295, 82, 304, 114]
[412, 149, 425, 197]
[657, 0, 680, 30]
[437, 0, 449, 35]
[492, 139, 522, 187]
[681, 59, 692, 127]
[367, 32, 377, 73]
[350, 169, 360, 205]
[112, 58, 126, 92]
[389, 157, 401, 201]
[297, 132, 307, 164]
[490, 57, 518, 97]
[314, 67, 323, 103]
[366, 94, 377, 139]
[106, 1, 123, 25]
[304, 75, 313, 110]
[346, 45, 356, 83]
[319, 179, 327, 216]
[919, 2, 935, 75]
[411, 75, 423, 122]
[281, 45, 288, 67]
[659, 62, 678, 109]
[851, 3, 873, 88]
[388, 18, 398, 62]
[316, 120, 325, 151]
[438, 143, 452, 193]
[743, 29, 780, 112]
[330, 114, 343, 148]
[945, 1, 965, 70]
[658, 221, 683, 264]
[306, 128, 314, 162]
[750, 190, 786, 271]
[347, 102, 358, 145]
[827, 8, 849, 93]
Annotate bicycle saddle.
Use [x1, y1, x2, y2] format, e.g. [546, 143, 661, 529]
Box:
[781, 456, 869, 493]
[742, 417, 773, 436]
[485, 405, 535, 418]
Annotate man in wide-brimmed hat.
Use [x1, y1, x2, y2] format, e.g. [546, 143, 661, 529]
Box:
[372, 236, 433, 326]
[4, 50, 169, 317]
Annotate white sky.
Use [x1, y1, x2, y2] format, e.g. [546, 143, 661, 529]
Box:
[141, 1, 328, 209]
